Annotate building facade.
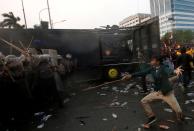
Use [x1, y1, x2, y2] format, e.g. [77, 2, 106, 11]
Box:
[119, 13, 151, 28]
[150, 0, 194, 36]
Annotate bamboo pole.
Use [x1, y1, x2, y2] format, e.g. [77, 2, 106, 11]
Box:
[82, 79, 122, 91]
[0, 38, 29, 56]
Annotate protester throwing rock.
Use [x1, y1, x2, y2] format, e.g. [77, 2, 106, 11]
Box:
[122, 55, 183, 129]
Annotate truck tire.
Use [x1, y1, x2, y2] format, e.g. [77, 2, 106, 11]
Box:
[105, 67, 120, 80]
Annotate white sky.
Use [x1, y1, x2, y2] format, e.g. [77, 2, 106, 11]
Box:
[0, 0, 150, 29]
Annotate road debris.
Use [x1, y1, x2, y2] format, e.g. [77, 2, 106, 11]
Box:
[37, 123, 44, 129]
[167, 119, 175, 123]
[112, 113, 118, 119]
[142, 124, 150, 129]
[185, 99, 194, 104]
[80, 120, 86, 126]
[125, 82, 136, 90]
[34, 112, 52, 129]
[110, 102, 120, 106]
[63, 98, 70, 104]
[187, 93, 194, 97]
[136, 85, 142, 90]
[121, 102, 128, 107]
[159, 124, 170, 130]
[101, 86, 109, 90]
[164, 108, 173, 113]
[112, 87, 119, 92]
[43, 115, 52, 121]
[134, 91, 139, 95]
[34, 112, 45, 116]
[100, 93, 107, 96]
[102, 118, 108, 121]
[184, 116, 192, 120]
[120, 90, 128, 93]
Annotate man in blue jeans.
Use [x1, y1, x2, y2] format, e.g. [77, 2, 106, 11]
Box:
[122, 55, 183, 128]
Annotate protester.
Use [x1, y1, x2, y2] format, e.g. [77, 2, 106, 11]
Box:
[122, 55, 183, 128]
[177, 47, 193, 90]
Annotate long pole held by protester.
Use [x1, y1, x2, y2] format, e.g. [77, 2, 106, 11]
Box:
[0, 38, 29, 56]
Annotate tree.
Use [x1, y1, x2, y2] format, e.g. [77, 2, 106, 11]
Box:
[0, 12, 24, 29]
[173, 30, 193, 43]
[162, 30, 194, 44]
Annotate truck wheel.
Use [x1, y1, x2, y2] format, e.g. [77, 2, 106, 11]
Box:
[106, 67, 120, 80]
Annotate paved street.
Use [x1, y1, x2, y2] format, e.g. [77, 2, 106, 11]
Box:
[29, 78, 194, 131]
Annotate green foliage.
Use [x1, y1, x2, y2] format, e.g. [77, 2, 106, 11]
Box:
[0, 12, 24, 29]
[162, 30, 194, 44]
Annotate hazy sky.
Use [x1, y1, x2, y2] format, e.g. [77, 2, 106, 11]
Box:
[0, 0, 150, 29]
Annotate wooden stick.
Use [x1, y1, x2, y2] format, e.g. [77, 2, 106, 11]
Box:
[82, 79, 122, 91]
[19, 41, 26, 50]
[0, 38, 29, 56]
[27, 36, 33, 50]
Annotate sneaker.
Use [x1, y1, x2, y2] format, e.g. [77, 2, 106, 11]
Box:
[143, 116, 157, 127]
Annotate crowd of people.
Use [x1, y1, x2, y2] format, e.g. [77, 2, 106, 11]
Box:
[0, 51, 77, 131]
[1, 43, 194, 130]
[123, 45, 194, 129]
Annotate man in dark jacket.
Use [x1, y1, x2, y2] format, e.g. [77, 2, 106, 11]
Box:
[122, 55, 183, 128]
[177, 47, 193, 89]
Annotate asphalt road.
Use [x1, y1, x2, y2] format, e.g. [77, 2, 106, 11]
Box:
[30, 79, 194, 131]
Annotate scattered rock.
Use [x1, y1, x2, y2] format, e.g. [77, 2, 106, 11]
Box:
[136, 85, 142, 90]
[187, 93, 194, 97]
[102, 118, 108, 121]
[101, 86, 109, 90]
[121, 102, 128, 107]
[134, 92, 139, 95]
[37, 123, 44, 129]
[110, 102, 120, 106]
[63, 98, 70, 104]
[185, 99, 194, 104]
[112, 87, 119, 92]
[100, 93, 107, 96]
[184, 116, 192, 120]
[112, 113, 118, 119]
[159, 124, 170, 130]
[167, 119, 175, 123]
[43, 115, 52, 121]
[164, 108, 173, 113]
